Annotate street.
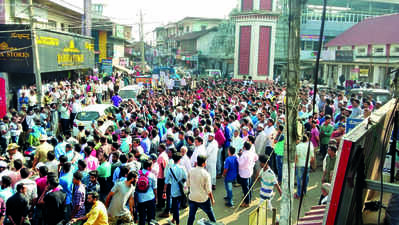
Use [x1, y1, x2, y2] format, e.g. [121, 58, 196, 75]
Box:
[156, 170, 323, 225]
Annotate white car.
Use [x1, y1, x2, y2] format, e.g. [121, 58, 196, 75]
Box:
[119, 85, 143, 102]
[73, 104, 117, 137]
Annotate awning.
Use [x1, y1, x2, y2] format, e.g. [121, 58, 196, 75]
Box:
[113, 64, 131, 73]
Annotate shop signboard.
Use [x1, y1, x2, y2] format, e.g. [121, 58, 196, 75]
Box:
[359, 69, 369, 77]
[101, 59, 113, 75]
[36, 30, 95, 73]
[0, 25, 33, 73]
[0, 25, 95, 73]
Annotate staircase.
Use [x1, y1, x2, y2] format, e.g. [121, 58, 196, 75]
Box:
[297, 205, 327, 225]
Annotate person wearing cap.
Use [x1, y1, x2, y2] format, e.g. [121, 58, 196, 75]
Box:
[375, 101, 383, 110]
[205, 132, 218, 190]
[32, 135, 53, 169]
[319, 183, 331, 205]
[3, 144, 24, 170]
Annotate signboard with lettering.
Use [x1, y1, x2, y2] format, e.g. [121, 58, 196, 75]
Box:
[101, 59, 113, 76]
[359, 69, 369, 77]
[36, 30, 94, 73]
[335, 50, 354, 62]
[346, 118, 363, 133]
[0, 25, 94, 73]
[0, 25, 33, 73]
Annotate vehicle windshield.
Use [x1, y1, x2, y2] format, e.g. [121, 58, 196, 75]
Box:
[76, 111, 100, 121]
[119, 90, 138, 99]
[375, 94, 391, 104]
[209, 71, 220, 76]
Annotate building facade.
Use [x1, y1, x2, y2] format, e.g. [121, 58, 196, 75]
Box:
[323, 13, 399, 89]
[274, 0, 399, 81]
[232, 0, 279, 81]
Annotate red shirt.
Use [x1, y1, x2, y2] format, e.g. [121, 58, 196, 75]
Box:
[36, 176, 47, 197]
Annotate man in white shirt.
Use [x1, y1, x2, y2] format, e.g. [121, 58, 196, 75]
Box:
[191, 137, 206, 167]
[187, 155, 216, 225]
[205, 133, 218, 188]
[264, 119, 276, 171]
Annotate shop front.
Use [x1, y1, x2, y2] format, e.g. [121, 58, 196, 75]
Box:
[0, 24, 94, 109]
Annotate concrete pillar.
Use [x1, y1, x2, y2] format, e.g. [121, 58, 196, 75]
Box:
[323, 64, 328, 84]
[337, 64, 343, 86]
[373, 66, 379, 85]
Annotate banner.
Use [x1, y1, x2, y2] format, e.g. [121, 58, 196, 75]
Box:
[0, 77, 6, 118]
[346, 118, 363, 133]
[98, 31, 107, 62]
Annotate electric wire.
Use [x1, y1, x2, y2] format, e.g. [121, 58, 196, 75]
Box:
[296, 0, 328, 223]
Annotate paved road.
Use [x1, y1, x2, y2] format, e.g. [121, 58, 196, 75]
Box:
[156, 170, 324, 225]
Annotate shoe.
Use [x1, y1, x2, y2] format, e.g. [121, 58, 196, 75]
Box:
[159, 212, 170, 218]
[225, 203, 234, 208]
[216, 175, 223, 179]
[224, 196, 228, 200]
[233, 183, 241, 187]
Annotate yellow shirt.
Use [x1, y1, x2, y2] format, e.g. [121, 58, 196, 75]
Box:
[34, 142, 54, 163]
[84, 201, 109, 225]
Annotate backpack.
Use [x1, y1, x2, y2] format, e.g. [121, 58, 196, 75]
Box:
[136, 170, 150, 193]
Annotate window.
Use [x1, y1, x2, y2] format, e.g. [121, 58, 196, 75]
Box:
[61, 23, 65, 31]
[304, 41, 313, 50]
[186, 26, 189, 32]
[357, 48, 366, 54]
[48, 20, 56, 29]
[394, 47, 399, 53]
[375, 48, 384, 53]
[201, 25, 207, 31]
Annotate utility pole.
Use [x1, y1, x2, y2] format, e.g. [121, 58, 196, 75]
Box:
[139, 10, 146, 72]
[28, 0, 42, 106]
[280, 0, 302, 224]
[84, 0, 92, 36]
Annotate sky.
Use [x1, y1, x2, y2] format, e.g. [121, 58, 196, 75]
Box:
[68, 0, 237, 41]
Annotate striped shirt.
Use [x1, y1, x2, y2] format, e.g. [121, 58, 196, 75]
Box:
[260, 168, 278, 200]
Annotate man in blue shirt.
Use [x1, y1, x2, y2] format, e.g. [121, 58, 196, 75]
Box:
[54, 135, 66, 160]
[111, 93, 122, 107]
[140, 130, 151, 155]
[165, 152, 187, 225]
[59, 162, 73, 221]
[136, 160, 157, 225]
[223, 147, 238, 207]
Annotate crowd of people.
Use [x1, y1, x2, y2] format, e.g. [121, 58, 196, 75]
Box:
[0, 72, 386, 225]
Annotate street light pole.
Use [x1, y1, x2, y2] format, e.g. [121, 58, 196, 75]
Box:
[28, 0, 42, 106]
[280, 0, 302, 224]
[140, 10, 145, 72]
